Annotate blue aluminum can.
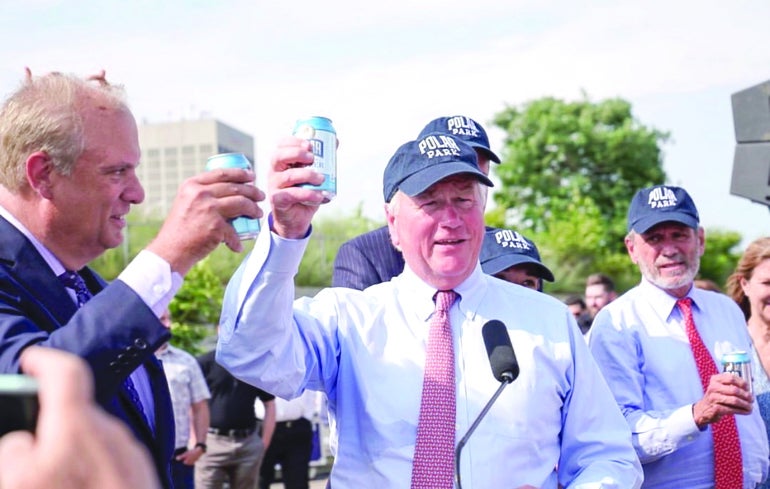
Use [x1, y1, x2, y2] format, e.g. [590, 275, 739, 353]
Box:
[293, 116, 337, 202]
[205, 153, 260, 240]
[722, 350, 752, 393]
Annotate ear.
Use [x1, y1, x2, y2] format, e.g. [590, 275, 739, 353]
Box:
[740, 276, 750, 296]
[697, 227, 706, 257]
[384, 202, 401, 250]
[624, 234, 638, 264]
[26, 151, 55, 199]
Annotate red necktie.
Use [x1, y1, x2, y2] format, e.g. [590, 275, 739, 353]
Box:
[411, 290, 457, 489]
[677, 298, 743, 488]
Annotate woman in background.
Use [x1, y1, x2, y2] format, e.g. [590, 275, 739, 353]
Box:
[727, 236, 770, 488]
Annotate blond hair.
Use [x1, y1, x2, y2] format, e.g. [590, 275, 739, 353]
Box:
[0, 69, 127, 191]
[726, 236, 770, 320]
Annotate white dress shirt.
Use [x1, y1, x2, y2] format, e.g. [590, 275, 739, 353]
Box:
[589, 278, 769, 488]
[217, 227, 643, 488]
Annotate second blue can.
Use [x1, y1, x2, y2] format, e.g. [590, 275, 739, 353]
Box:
[293, 116, 337, 202]
[205, 152, 260, 240]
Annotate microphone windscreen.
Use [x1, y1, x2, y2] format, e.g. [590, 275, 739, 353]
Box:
[482, 320, 519, 382]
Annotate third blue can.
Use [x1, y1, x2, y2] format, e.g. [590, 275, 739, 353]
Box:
[722, 350, 752, 394]
[205, 153, 260, 240]
[293, 116, 337, 202]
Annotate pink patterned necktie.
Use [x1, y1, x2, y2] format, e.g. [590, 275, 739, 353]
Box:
[411, 290, 458, 489]
[677, 298, 743, 488]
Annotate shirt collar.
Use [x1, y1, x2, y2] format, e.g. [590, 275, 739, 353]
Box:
[638, 276, 697, 320]
[395, 261, 487, 321]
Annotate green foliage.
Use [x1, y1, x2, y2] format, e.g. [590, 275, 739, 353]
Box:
[492, 95, 669, 254]
[296, 206, 383, 286]
[168, 321, 210, 356]
[490, 94, 674, 295]
[169, 257, 225, 325]
[698, 229, 743, 289]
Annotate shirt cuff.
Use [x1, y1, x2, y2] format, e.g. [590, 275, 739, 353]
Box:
[117, 249, 184, 316]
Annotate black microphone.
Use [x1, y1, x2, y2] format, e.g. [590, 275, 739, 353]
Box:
[455, 320, 518, 489]
[482, 319, 520, 383]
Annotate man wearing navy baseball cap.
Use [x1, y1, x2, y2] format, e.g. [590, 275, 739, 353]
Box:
[590, 184, 769, 488]
[480, 227, 554, 292]
[333, 115, 501, 291]
[382, 132, 492, 203]
[216, 130, 643, 488]
[417, 115, 501, 174]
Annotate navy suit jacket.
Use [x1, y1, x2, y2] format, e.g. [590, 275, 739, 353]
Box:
[331, 226, 405, 290]
[0, 216, 175, 488]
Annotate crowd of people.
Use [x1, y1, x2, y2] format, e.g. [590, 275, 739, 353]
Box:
[1, 68, 769, 489]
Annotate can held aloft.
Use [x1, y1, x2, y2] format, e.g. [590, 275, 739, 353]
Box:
[293, 116, 337, 203]
[722, 350, 752, 394]
[205, 153, 260, 240]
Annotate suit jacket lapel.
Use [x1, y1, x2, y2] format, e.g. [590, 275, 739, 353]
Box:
[0, 217, 77, 327]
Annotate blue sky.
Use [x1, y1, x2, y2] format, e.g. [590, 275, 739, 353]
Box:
[3, 0, 770, 247]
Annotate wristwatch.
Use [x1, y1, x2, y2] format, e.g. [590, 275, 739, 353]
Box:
[194, 442, 207, 453]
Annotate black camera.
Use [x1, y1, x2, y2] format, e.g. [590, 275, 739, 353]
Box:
[0, 374, 39, 437]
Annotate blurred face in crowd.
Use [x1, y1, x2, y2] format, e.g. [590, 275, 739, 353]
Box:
[387, 175, 486, 291]
[585, 285, 615, 318]
[568, 302, 586, 321]
[625, 222, 704, 298]
[494, 265, 542, 291]
[740, 258, 770, 327]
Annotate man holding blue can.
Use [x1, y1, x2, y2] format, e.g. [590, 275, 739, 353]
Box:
[215, 132, 643, 487]
[0, 68, 265, 489]
[589, 185, 769, 488]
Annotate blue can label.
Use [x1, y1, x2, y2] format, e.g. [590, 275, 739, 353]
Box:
[722, 350, 752, 393]
[293, 116, 336, 201]
[205, 153, 260, 240]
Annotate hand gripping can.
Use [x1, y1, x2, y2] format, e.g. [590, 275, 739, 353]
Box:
[722, 350, 752, 394]
[293, 116, 337, 203]
[205, 153, 260, 240]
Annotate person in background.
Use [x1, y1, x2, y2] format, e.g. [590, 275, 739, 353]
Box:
[258, 390, 321, 489]
[564, 295, 592, 335]
[155, 310, 211, 489]
[196, 345, 276, 489]
[0, 347, 161, 489]
[0, 69, 263, 488]
[584, 272, 618, 320]
[478, 227, 554, 292]
[695, 278, 723, 293]
[589, 185, 769, 488]
[331, 115, 500, 290]
[726, 236, 770, 489]
[216, 132, 642, 487]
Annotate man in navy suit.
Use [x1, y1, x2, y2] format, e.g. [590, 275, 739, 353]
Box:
[0, 69, 264, 488]
[332, 115, 500, 289]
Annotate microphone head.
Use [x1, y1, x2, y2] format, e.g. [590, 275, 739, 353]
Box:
[482, 320, 519, 383]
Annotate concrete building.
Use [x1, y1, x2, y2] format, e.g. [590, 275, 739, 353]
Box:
[137, 119, 254, 217]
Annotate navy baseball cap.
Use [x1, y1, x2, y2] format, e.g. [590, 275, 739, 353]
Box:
[418, 115, 501, 163]
[480, 228, 555, 281]
[627, 185, 700, 233]
[382, 133, 493, 203]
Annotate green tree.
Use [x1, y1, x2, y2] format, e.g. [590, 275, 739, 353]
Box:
[492, 95, 670, 253]
[698, 229, 742, 289]
[296, 206, 383, 286]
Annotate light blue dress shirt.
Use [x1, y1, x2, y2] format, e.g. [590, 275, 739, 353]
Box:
[751, 346, 770, 489]
[589, 279, 769, 488]
[217, 228, 643, 488]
